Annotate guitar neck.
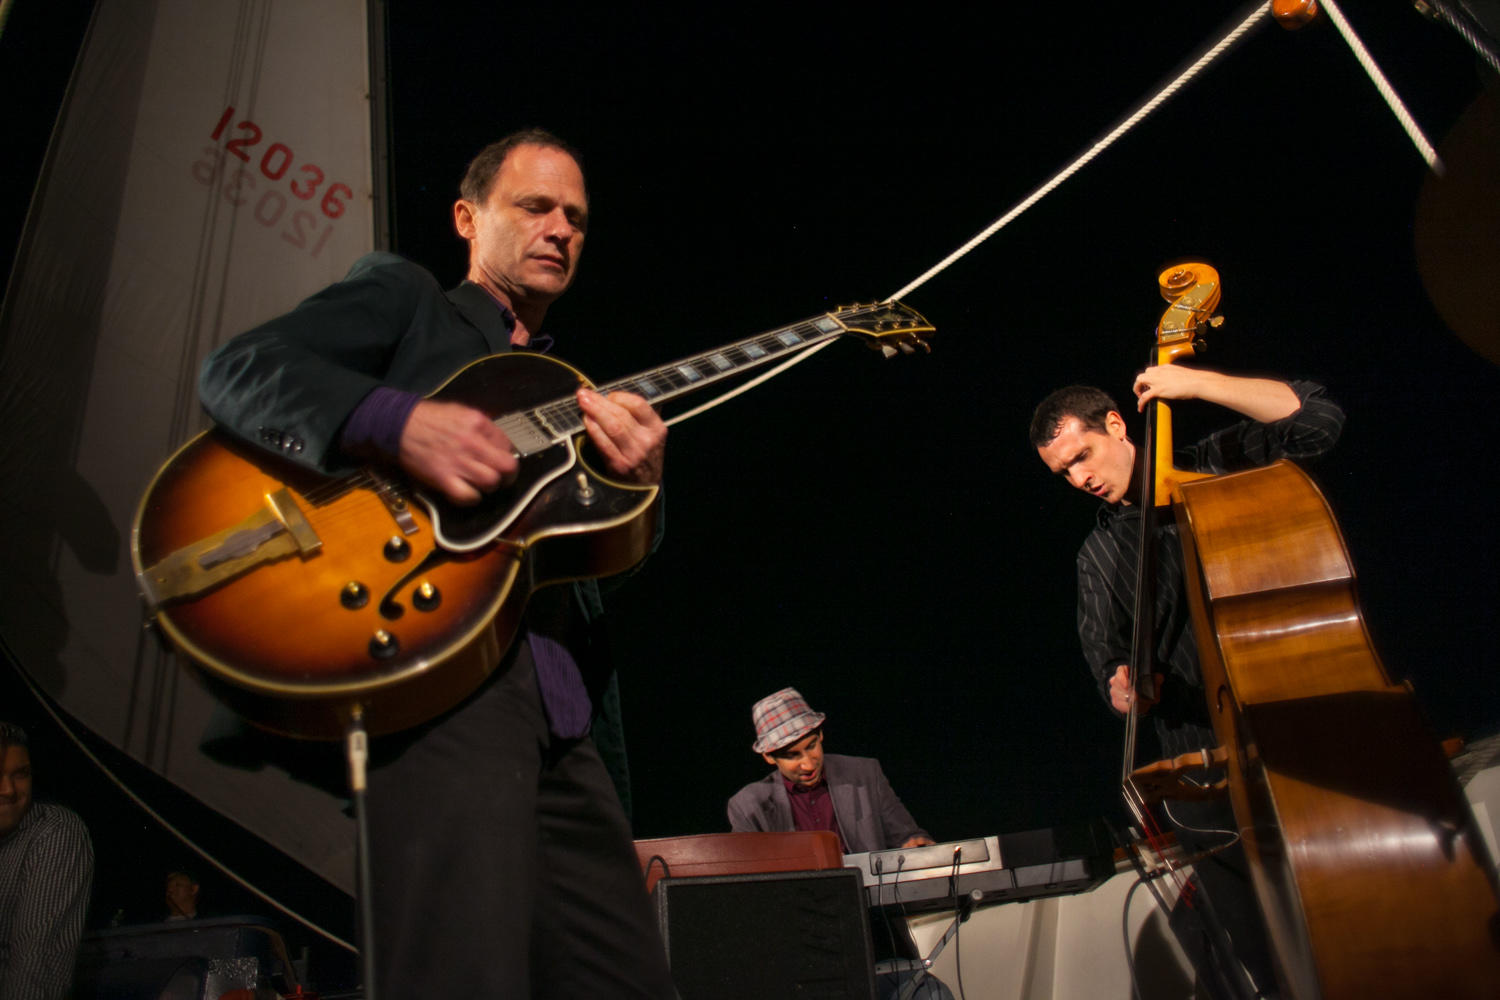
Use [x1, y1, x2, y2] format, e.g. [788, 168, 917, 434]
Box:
[500, 304, 922, 456]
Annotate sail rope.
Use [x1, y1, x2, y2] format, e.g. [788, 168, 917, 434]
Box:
[1319, 0, 1443, 172]
[665, 2, 1273, 428]
[8, 661, 357, 951]
[667, 0, 1450, 428]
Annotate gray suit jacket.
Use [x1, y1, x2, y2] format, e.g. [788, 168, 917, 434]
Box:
[726, 753, 929, 854]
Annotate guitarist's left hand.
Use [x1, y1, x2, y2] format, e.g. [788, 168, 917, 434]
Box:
[577, 387, 666, 485]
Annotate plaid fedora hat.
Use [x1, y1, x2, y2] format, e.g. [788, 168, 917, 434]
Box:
[750, 687, 826, 754]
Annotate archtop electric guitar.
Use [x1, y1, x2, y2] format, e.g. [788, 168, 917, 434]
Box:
[132, 302, 934, 738]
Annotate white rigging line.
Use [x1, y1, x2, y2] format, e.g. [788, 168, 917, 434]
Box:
[1320, 0, 1443, 173]
[669, 0, 1447, 428]
[9, 661, 356, 952]
[886, 2, 1273, 304]
[666, 3, 1272, 427]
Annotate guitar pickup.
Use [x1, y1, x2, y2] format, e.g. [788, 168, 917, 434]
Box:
[138, 487, 321, 607]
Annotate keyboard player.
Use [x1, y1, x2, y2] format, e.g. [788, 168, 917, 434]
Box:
[727, 687, 934, 853]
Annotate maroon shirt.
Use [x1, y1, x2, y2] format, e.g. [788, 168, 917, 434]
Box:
[782, 776, 847, 852]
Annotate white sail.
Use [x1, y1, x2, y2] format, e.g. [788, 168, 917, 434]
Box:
[0, 0, 376, 896]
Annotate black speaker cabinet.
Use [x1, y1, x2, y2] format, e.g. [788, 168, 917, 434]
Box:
[651, 868, 876, 1000]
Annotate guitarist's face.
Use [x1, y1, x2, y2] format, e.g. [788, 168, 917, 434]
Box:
[457, 143, 590, 313]
[1037, 411, 1137, 506]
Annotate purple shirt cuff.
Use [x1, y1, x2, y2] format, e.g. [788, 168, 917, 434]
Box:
[341, 386, 422, 460]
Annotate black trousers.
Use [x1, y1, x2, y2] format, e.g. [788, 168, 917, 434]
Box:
[365, 639, 677, 998]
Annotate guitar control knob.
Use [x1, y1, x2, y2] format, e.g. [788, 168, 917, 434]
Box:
[384, 536, 411, 562]
[368, 630, 400, 660]
[412, 581, 441, 612]
[340, 581, 369, 609]
[574, 472, 597, 507]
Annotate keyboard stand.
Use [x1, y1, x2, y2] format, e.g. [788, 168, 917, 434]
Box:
[873, 890, 978, 1000]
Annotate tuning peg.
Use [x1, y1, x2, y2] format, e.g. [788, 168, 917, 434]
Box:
[1209, 315, 1225, 328]
[881, 344, 898, 359]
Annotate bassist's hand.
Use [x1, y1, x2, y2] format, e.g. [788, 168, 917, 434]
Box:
[1109, 663, 1161, 716]
[398, 399, 519, 505]
[577, 387, 666, 485]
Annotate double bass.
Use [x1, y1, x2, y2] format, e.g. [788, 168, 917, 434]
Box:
[1129, 262, 1500, 999]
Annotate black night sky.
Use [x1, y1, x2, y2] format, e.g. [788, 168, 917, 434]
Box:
[4, 0, 1498, 989]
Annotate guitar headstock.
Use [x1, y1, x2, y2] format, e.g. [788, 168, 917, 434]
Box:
[828, 301, 936, 358]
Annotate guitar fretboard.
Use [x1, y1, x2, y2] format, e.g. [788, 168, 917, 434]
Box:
[496, 309, 868, 456]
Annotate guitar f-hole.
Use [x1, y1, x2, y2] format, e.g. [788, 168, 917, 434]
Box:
[379, 549, 448, 619]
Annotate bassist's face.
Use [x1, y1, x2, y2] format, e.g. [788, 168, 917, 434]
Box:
[1037, 411, 1136, 505]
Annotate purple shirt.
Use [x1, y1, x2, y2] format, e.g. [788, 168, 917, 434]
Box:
[782, 776, 847, 852]
[338, 284, 587, 738]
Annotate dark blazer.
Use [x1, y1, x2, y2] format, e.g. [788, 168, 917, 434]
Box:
[726, 753, 929, 854]
[200, 252, 512, 474]
[196, 252, 646, 799]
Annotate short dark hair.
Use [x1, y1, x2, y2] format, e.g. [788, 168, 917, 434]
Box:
[458, 128, 585, 205]
[0, 722, 27, 752]
[1028, 385, 1120, 449]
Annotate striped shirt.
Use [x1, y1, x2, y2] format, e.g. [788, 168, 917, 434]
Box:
[0, 803, 94, 1000]
[1075, 380, 1346, 758]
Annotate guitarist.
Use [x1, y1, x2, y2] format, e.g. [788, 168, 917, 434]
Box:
[198, 130, 675, 998]
[1029, 366, 1344, 998]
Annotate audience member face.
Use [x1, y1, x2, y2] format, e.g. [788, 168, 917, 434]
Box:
[762, 729, 826, 789]
[0, 743, 33, 837]
[165, 873, 199, 917]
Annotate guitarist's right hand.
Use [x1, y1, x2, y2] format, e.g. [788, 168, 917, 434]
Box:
[398, 399, 519, 505]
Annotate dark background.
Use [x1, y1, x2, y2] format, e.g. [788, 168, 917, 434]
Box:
[4, 0, 1497, 990]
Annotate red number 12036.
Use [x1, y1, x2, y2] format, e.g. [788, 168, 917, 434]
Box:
[210, 106, 351, 220]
